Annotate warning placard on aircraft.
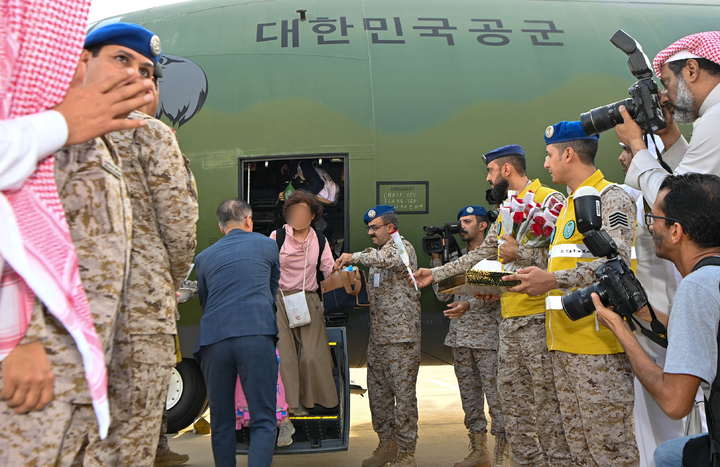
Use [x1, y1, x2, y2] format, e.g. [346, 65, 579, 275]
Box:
[376, 181, 429, 214]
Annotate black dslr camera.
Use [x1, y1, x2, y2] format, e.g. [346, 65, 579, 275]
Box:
[580, 30, 667, 135]
[561, 187, 668, 348]
[422, 222, 463, 264]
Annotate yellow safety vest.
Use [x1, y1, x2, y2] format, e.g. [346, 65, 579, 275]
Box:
[545, 170, 635, 355]
[498, 179, 559, 319]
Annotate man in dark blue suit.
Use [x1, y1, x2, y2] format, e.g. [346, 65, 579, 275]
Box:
[194, 198, 280, 467]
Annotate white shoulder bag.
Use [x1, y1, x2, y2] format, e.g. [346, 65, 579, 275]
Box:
[280, 245, 312, 329]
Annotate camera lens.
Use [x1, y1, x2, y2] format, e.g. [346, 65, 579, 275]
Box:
[580, 98, 635, 135]
[561, 283, 607, 321]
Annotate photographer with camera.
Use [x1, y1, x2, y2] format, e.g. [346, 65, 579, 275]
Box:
[590, 173, 720, 467]
[620, 142, 687, 467]
[615, 31, 720, 206]
[506, 121, 640, 465]
[428, 206, 509, 467]
[414, 145, 573, 467]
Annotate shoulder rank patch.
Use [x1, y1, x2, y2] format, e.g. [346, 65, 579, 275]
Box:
[102, 158, 123, 179]
[609, 212, 630, 229]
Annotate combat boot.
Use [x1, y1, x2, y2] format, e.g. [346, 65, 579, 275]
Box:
[492, 435, 510, 467]
[453, 432, 490, 467]
[387, 451, 417, 467]
[362, 440, 398, 467]
[155, 450, 190, 467]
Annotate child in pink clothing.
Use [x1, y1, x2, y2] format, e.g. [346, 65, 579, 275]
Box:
[235, 350, 295, 447]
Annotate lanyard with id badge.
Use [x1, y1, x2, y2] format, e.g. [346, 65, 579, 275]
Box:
[281, 245, 312, 329]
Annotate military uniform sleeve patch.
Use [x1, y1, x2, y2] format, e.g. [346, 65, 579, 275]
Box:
[609, 212, 630, 228]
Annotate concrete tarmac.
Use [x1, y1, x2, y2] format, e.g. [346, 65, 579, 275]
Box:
[167, 365, 500, 467]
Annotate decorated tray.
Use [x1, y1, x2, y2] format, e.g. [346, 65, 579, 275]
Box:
[437, 271, 520, 296]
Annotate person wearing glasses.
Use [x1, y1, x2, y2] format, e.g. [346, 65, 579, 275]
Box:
[592, 173, 720, 467]
[334, 205, 422, 467]
[270, 190, 338, 419]
[620, 142, 687, 467]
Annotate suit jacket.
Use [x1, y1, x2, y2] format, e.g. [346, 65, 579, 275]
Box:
[194, 228, 280, 353]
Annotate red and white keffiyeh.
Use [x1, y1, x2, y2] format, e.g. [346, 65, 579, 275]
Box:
[654, 31, 720, 79]
[0, 0, 109, 438]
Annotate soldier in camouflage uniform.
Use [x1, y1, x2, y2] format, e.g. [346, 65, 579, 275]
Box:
[50, 24, 195, 467]
[430, 205, 508, 467]
[144, 83, 194, 467]
[415, 146, 573, 467]
[507, 122, 639, 466]
[78, 83, 198, 466]
[335, 205, 421, 467]
[0, 132, 132, 466]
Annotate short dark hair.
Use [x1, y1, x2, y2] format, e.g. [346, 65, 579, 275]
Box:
[658, 173, 720, 248]
[216, 198, 252, 228]
[474, 215, 491, 234]
[85, 44, 105, 57]
[474, 215, 489, 225]
[668, 58, 720, 79]
[380, 212, 399, 230]
[552, 139, 599, 165]
[491, 155, 526, 176]
[283, 190, 323, 220]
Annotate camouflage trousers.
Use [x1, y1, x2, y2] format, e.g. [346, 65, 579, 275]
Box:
[552, 351, 639, 467]
[0, 385, 74, 466]
[497, 315, 573, 467]
[452, 346, 505, 436]
[367, 341, 421, 454]
[59, 334, 176, 467]
[156, 408, 170, 457]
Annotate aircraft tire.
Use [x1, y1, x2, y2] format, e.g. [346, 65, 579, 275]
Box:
[166, 358, 209, 433]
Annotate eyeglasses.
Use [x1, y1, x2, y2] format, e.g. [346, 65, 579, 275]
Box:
[365, 223, 390, 234]
[645, 213, 687, 234]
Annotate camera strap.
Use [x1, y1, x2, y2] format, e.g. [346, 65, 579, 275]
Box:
[621, 299, 668, 348]
[631, 303, 668, 348]
[645, 134, 673, 174]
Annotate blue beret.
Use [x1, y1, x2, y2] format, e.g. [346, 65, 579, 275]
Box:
[544, 121, 599, 145]
[482, 145, 525, 165]
[85, 23, 162, 64]
[364, 205, 395, 224]
[457, 205, 488, 220]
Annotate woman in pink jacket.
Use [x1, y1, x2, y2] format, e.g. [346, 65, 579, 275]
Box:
[270, 191, 339, 416]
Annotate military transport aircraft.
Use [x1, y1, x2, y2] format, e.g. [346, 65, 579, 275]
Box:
[90, 0, 717, 454]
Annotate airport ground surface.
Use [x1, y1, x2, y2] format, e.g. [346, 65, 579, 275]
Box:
[168, 365, 499, 467]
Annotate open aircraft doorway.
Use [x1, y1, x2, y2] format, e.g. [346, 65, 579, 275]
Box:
[236, 155, 351, 453]
[238, 155, 349, 260]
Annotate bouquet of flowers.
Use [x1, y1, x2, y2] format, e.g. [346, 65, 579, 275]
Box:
[498, 191, 564, 271]
[522, 196, 563, 247]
